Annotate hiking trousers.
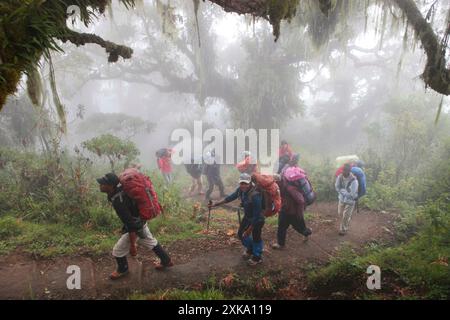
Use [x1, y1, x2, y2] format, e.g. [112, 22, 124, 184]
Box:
[238, 218, 265, 259]
[162, 173, 172, 184]
[338, 201, 355, 232]
[277, 211, 309, 246]
[205, 175, 225, 200]
[112, 224, 158, 258]
[190, 176, 203, 194]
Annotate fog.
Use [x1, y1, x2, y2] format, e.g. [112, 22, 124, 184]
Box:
[2, 0, 449, 168]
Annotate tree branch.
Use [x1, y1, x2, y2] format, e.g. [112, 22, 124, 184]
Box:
[58, 29, 133, 63]
[393, 0, 450, 95]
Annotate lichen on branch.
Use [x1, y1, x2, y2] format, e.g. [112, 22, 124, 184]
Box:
[0, 0, 135, 110]
[58, 30, 133, 63]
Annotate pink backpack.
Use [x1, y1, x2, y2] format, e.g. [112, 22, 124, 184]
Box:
[284, 166, 306, 182]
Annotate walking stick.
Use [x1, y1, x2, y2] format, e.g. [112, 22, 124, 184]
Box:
[207, 200, 212, 232]
[237, 207, 241, 224]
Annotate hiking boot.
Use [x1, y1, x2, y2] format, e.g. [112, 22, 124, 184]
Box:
[271, 243, 285, 250]
[155, 260, 174, 271]
[247, 257, 263, 266]
[242, 250, 252, 260]
[109, 270, 129, 280]
[304, 228, 312, 241]
[338, 230, 347, 236]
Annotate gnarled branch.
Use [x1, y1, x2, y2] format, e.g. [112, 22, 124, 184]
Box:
[58, 29, 133, 63]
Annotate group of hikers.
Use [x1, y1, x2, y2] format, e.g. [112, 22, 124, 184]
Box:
[96, 141, 367, 279]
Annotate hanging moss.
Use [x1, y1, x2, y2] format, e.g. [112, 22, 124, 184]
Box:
[265, 0, 300, 41]
[48, 55, 67, 134]
[193, 0, 201, 47]
[0, 0, 135, 111]
[26, 66, 44, 108]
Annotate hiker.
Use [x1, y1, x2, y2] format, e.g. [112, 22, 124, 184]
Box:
[97, 173, 173, 280]
[156, 148, 173, 184]
[272, 168, 313, 249]
[280, 153, 301, 176]
[236, 151, 259, 175]
[203, 150, 225, 201]
[278, 140, 293, 174]
[209, 173, 265, 265]
[335, 163, 359, 235]
[184, 156, 204, 196]
[335, 159, 367, 212]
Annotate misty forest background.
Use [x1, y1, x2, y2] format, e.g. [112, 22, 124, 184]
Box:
[0, 0, 449, 299]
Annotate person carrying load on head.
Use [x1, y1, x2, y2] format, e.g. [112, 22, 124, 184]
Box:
[335, 163, 359, 236]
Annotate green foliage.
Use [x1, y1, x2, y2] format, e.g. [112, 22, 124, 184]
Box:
[0, 216, 23, 240]
[307, 159, 336, 202]
[0, 146, 207, 257]
[308, 199, 450, 299]
[130, 288, 227, 300]
[0, 215, 117, 257]
[82, 134, 139, 172]
[307, 245, 365, 294]
[266, 0, 300, 41]
[0, 0, 135, 108]
[77, 113, 155, 140]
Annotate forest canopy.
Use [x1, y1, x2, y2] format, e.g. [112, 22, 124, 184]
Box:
[0, 0, 449, 118]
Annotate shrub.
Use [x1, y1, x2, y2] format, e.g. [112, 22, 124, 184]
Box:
[0, 216, 23, 240]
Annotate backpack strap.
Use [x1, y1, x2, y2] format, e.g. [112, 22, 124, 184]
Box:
[345, 175, 356, 191]
[111, 191, 124, 203]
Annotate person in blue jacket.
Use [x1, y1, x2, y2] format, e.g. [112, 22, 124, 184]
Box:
[209, 173, 265, 266]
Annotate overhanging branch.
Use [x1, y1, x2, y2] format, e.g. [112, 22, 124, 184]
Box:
[58, 29, 133, 63]
[393, 0, 450, 95]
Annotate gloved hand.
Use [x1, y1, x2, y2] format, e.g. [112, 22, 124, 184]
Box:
[129, 232, 137, 256]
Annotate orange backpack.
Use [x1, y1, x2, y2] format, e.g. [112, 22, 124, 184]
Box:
[251, 173, 282, 217]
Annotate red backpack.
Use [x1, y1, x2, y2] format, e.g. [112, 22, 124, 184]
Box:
[251, 173, 282, 217]
[118, 168, 162, 221]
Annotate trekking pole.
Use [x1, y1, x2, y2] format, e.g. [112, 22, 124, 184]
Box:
[237, 207, 241, 224]
[207, 200, 212, 232]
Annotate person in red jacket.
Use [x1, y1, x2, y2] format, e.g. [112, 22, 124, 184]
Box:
[156, 148, 173, 184]
[278, 140, 293, 174]
[236, 151, 259, 175]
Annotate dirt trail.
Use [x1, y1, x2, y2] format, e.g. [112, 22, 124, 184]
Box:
[0, 202, 397, 299]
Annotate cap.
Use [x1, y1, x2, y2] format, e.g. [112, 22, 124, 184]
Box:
[238, 173, 252, 184]
[96, 173, 120, 186]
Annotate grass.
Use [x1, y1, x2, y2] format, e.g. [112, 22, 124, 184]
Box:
[307, 218, 450, 299]
[129, 288, 229, 300]
[128, 274, 250, 300]
[0, 217, 118, 258]
[0, 202, 207, 258]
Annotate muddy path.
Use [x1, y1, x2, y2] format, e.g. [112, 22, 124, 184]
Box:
[0, 201, 397, 300]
